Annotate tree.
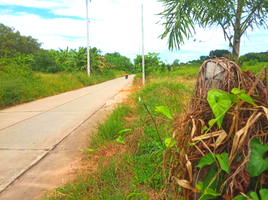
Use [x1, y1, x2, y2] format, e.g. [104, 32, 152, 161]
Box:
[105, 52, 133, 72]
[134, 52, 161, 74]
[209, 49, 231, 58]
[158, 0, 268, 63]
[172, 59, 180, 70]
[0, 23, 41, 57]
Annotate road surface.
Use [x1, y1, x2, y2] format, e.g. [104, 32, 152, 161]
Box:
[0, 75, 135, 199]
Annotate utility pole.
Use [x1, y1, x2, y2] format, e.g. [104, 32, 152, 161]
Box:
[141, 4, 145, 85]
[86, 0, 90, 77]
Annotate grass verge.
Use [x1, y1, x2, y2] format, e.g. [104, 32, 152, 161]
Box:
[41, 61, 268, 200]
[41, 70, 195, 200]
[0, 65, 125, 109]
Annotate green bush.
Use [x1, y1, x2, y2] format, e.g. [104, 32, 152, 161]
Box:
[32, 51, 64, 73]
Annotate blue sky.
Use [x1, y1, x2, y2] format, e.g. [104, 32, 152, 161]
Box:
[0, 0, 267, 63]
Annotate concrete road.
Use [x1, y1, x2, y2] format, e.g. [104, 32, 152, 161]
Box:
[0, 75, 135, 198]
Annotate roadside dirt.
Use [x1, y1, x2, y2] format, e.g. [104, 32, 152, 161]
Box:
[0, 82, 134, 200]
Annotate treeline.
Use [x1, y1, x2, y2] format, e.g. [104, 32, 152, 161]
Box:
[0, 23, 133, 74]
[240, 51, 268, 62]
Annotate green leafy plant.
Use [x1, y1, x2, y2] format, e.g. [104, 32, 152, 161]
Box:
[115, 129, 131, 145]
[207, 88, 258, 129]
[207, 89, 232, 128]
[164, 138, 176, 148]
[247, 138, 268, 177]
[196, 152, 230, 174]
[155, 105, 174, 120]
[126, 192, 149, 200]
[233, 189, 268, 200]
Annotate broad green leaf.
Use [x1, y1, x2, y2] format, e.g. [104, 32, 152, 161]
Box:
[202, 163, 219, 192]
[207, 89, 232, 128]
[247, 138, 268, 177]
[232, 195, 247, 200]
[165, 138, 176, 147]
[231, 88, 246, 96]
[196, 153, 215, 168]
[155, 106, 173, 120]
[231, 88, 242, 95]
[116, 136, 125, 144]
[126, 193, 149, 200]
[238, 93, 258, 107]
[229, 94, 239, 103]
[249, 191, 259, 200]
[260, 189, 268, 199]
[215, 152, 230, 174]
[118, 129, 131, 135]
[196, 181, 203, 191]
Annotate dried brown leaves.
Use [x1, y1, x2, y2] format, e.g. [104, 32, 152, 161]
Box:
[163, 58, 268, 199]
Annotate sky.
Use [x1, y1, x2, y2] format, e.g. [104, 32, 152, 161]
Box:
[0, 0, 267, 63]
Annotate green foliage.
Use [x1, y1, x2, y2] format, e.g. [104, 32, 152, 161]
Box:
[105, 52, 133, 72]
[116, 136, 125, 144]
[233, 189, 268, 200]
[134, 52, 161, 74]
[133, 126, 165, 189]
[247, 138, 268, 177]
[155, 106, 173, 120]
[0, 23, 41, 57]
[43, 155, 139, 200]
[90, 104, 132, 147]
[200, 188, 221, 200]
[209, 49, 231, 58]
[138, 81, 191, 116]
[0, 66, 124, 109]
[241, 51, 268, 62]
[126, 193, 149, 200]
[158, 0, 268, 60]
[164, 138, 176, 148]
[260, 189, 268, 199]
[32, 50, 63, 73]
[207, 88, 257, 129]
[231, 88, 257, 107]
[196, 153, 215, 168]
[207, 89, 232, 128]
[215, 152, 229, 174]
[232, 195, 247, 200]
[197, 152, 230, 173]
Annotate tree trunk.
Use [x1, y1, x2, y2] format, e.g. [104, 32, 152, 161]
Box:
[232, 0, 244, 64]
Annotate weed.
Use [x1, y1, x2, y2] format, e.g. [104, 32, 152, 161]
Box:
[90, 104, 133, 147]
[0, 66, 125, 109]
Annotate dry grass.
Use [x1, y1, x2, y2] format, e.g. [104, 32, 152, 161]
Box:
[162, 58, 268, 199]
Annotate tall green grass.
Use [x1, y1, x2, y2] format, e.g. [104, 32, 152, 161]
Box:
[241, 61, 268, 74]
[90, 104, 133, 147]
[41, 61, 267, 200]
[0, 65, 125, 109]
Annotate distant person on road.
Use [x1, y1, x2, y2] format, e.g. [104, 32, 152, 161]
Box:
[125, 72, 128, 79]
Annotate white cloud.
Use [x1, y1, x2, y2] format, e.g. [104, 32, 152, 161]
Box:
[0, 0, 267, 62]
[0, 0, 63, 8]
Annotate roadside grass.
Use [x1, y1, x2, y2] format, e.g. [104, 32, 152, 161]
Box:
[41, 61, 267, 200]
[41, 71, 195, 200]
[0, 66, 125, 109]
[89, 104, 133, 148]
[241, 61, 268, 73]
[43, 155, 141, 200]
